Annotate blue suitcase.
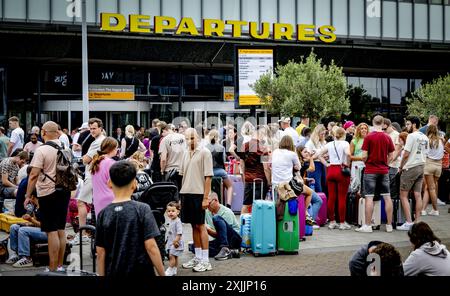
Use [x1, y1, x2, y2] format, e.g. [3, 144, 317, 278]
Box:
[250, 179, 277, 257]
[240, 214, 252, 249]
[305, 206, 313, 236]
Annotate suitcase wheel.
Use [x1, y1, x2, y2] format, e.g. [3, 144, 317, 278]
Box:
[271, 252, 277, 256]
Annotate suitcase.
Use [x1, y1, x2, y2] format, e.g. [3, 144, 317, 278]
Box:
[305, 207, 313, 236]
[297, 194, 306, 240]
[31, 242, 72, 267]
[225, 175, 244, 214]
[381, 198, 387, 224]
[393, 198, 414, 228]
[0, 213, 28, 233]
[346, 191, 361, 226]
[211, 176, 224, 204]
[274, 187, 299, 254]
[250, 179, 276, 257]
[314, 192, 328, 226]
[358, 198, 381, 228]
[240, 214, 252, 249]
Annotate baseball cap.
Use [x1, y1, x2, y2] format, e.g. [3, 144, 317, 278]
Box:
[79, 122, 89, 131]
[278, 117, 291, 123]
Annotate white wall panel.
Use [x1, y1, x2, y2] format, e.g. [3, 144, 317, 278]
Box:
[29, 0, 50, 21]
[183, 0, 201, 24]
[222, 0, 240, 20]
[120, 0, 140, 17]
[315, 0, 330, 26]
[414, 4, 428, 40]
[399, 2, 412, 39]
[349, 0, 364, 36]
[162, 0, 181, 20]
[203, 0, 221, 20]
[430, 5, 443, 41]
[382, 1, 397, 38]
[260, 0, 277, 23]
[4, 0, 26, 20]
[332, 0, 347, 36]
[141, 0, 161, 16]
[297, 0, 313, 24]
[279, 0, 296, 28]
[445, 6, 450, 41]
[242, 0, 259, 23]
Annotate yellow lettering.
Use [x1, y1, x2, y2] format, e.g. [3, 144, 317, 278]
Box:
[203, 19, 225, 37]
[176, 17, 199, 35]
[297, 24, 316, 41]
[273, 23, 294, 40]
[249, 22, 271, 39]
[100, 13, 126, 31]
[129, 15, 151, 33]
[318, 25, 337, 43]
[154, 16, 177, 34]
[225, 20, 248, 38]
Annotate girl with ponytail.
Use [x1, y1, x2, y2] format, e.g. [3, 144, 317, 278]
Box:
[90, 137, 119, 216]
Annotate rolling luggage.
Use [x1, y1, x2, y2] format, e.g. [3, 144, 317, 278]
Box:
[297, 194, 306, 240]
[211, 176, 224, 204]
[274, 187, 299, 254]
[240, 214, 252, 249]
[31, 242, 72, 267]
[358, 198, 381, 228]
[225, 175, 244, 214]
[381, 197, 387, 224]
[393, 198, 413, 228]
[346, 191, 361, 226]
[305, 207, 313, 236]
[250, 179, 276, 257]
[315, 192, 328, 226]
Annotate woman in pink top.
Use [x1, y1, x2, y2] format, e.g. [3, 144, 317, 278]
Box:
[90, 137, 118, 217]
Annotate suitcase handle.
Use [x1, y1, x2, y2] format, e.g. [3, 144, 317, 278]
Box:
[79, 225, 96, 273]
[252, 178, 264, 201]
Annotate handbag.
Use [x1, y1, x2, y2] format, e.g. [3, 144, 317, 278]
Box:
[289, 172, 304, 196]
[333, 141, 351, 177]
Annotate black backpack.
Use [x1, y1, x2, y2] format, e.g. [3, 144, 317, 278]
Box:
[43, 141, 78, 192]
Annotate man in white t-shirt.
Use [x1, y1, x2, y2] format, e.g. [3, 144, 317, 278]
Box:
[397, 116, 429, 231]
[7, 116, 24, 156]
[58, 125, 70, 150]
[383, 118, 401, 200]
[71, 122, 89, 158]
[160, 126, 187, 190]
[279, 117, 301, 148]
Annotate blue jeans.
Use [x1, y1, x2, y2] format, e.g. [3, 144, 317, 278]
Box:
[310, 191, 323, 220]
[307, 161, 326, 193]
[9, 224, 48, 257]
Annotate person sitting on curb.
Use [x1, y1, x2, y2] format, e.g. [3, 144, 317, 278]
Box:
[205, 192, 241, 261]
[403, 222, 450, 276]
[6, 191, 47, 268]
[349, 241, 404, 276]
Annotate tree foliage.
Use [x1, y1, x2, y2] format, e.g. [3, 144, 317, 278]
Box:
[251, 50, 350, 122]
[407, 74, 450, 131]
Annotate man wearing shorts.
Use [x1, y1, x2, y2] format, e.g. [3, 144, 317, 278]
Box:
[356, 115, 394, 233]
[397, 116, 429, 231]
[25, 121, 70, 272]
[180, 128, 214, 273]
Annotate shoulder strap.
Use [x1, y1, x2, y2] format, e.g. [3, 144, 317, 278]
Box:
[43, 141, 61, 151]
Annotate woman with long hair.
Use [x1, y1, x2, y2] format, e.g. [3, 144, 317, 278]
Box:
[421, 125, 445, 216]
[305, 124, 328, 192]
[241, 121, 256, 144]
[206, 129, 234, 208]
[404, 222, 450, 276]
[349, 123, 369, 192]
[90, 137, 118, 216]
[120, 125, 146, 159]
[130, 151, 153, 201]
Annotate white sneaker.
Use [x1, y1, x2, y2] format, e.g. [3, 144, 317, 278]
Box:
[428, 210, 439, 216]
[339, 222, 352, 230]
[12, 257, 33, 268]
[386, 224, 393, 233]
[312, 225, 320, 230]
[328, 221, 339, 230]
[437, 199, 446, 206]
[397, 222, 414, 231]
[165, 267, 176, 276]
[193, 261, 212, 272]
[182, 257, 200, 269]
[70, 233, 90, 246]
[355, 224, 373, 233]
[421, 210, 427, 216]
[5, 254, 19, 264]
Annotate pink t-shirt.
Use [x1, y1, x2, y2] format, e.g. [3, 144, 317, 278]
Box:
[91, 157, 116, 217]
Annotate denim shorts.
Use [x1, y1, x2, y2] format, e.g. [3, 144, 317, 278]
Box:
[213, 168, 229, 179]
[363, 173, 390, 197]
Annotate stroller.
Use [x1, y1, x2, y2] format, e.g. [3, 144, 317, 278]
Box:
[137, 181, 179, 262]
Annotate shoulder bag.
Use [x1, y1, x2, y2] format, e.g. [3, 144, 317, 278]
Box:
[333, 141, 351, 177]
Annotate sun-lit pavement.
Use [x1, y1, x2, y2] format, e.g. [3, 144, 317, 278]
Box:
[1, 204, 449, 276]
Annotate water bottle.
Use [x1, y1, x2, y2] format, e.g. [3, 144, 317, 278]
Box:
[25, 204, 35, 215]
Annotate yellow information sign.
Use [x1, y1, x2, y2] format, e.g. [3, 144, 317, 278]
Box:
[88, 85, 135, 101]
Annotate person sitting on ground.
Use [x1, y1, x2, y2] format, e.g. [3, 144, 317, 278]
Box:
[403, 222, 450, 276]
[95, 160, 165, 276]
[0, 150, 28, 199]
[205, 192, 241, 261]
[349, 241, 404, 276]
[6, 191, 47, 268]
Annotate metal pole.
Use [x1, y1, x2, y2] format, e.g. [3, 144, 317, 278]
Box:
[82, 0, 89, 122]
[37, 68, 41, 126]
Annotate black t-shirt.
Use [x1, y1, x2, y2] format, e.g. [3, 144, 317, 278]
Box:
[124, 137, 139, 159]
[345, 133, 353, 144]
[150, 135, 163, 171]
[77, 130, 95, 156]
[95, 200, 160, 277]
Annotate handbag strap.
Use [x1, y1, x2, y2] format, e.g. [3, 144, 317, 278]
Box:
[333, 141, 346, 166]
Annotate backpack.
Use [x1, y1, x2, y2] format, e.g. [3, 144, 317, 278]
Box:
[43, 141, 78, 192]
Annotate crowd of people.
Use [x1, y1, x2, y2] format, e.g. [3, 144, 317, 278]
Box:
[0, 112, 449, 276]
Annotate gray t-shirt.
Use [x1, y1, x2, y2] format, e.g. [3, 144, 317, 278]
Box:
[95, 200, 160, 277]
[165, 217, 184, 251]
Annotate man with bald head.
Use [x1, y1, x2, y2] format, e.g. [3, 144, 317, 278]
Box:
[25, 121, 71, 272]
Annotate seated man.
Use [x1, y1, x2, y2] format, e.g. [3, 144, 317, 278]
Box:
[0, 151, 28, 200]
[6, 191, 47, 268]
[205, 192, 242, 260]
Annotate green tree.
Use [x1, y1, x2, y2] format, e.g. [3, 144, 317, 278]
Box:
[407, 74, 450, 132]
[251, 50, 350, 122]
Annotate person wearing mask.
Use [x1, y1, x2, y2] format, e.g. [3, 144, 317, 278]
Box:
[279, 117, 301, 148]
[317, 127, 352, 230]
[349, 123, 369, 193]
[403, 222, 450, 276]
[0, 151, 28, 199]
[421, 125, 445, 216]
[159, 122, 186, 190]
[356, 115, 395, 233]
[120, 125, 146, 160]
[397, 116, 429, 231]
[383, 118, 402, 201]
[206, 129, 234, 209]
[343, 121, 356, 143]
[0, 127, 10, 160]
[23, 133, 43, 156]
[7, 116, 24, 156]
[90, 137, 118, 218]
[419, 115, 439, 135]
[305, 124, 328, 193]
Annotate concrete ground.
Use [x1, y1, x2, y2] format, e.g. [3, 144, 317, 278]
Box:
[1, 204, 449, 276]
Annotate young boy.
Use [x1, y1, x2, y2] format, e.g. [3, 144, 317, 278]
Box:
[95, 160, 165, 276]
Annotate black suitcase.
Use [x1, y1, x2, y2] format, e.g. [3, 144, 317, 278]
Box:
[31, 242, 72, 267]
[346, 191, 361, 225]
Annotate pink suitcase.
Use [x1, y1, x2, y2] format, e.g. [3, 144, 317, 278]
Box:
[298, 194, 306, 240]
[315, 192, 328, 226]
[225, 175, 244, 214]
